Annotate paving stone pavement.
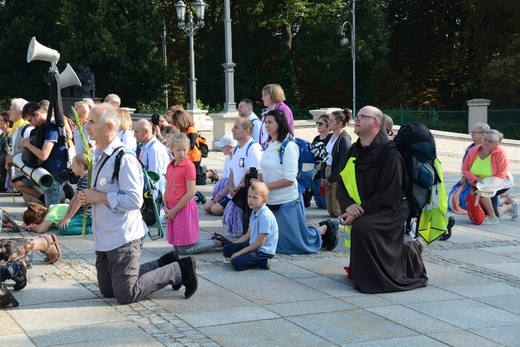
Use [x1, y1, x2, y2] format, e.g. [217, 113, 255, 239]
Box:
[1, 119, 520, 346]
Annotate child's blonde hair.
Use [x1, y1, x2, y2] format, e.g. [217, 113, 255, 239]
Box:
[169, 132, 190, 150]
[165, 125, 180, 135]
[249, 181, 269, 199]
[22, 202, 48, 225]
[73, 153, 89, 169]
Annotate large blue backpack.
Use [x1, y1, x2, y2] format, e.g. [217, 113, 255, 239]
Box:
[279, 137, 320, 194]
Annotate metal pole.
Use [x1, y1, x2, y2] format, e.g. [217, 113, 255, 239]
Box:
[222, 0, 236, 112]
[187, 12, 198, 110]
[352, 0, 356, 115]
[163, 18, 168, 110]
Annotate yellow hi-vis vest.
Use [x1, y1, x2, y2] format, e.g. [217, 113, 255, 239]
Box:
[417, 158, 448, 243]
[339, 157, 361, 248]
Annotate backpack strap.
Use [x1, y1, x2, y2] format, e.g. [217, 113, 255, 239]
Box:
[92, 146, 125, 188]
[112, 147, 143, 182]
[279, 138, 293, 164]
[233, 140, 255, 156]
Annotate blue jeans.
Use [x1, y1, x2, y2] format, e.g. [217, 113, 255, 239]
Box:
[223, 242, 273, 271]
[44, 180, 66, 208]
[310, 178, 326, 209]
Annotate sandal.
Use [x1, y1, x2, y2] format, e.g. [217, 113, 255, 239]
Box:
[0, 283, 19, 308]
[511, 201, 519, 221]
[41, 234, 61, 264]
[3, 261, 27, 291]
[211, 232, 233, 247]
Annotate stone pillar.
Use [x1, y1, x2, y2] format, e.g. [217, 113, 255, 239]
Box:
[210, 111, 239, 147]
[467, 99, 490, 132]
[186, 109, 209, 131]
[309, 108, 342, 121]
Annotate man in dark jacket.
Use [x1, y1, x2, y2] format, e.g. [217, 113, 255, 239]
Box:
[336, 105, 428, 294]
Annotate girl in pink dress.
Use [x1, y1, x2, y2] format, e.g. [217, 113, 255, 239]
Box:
[164, 133, 231, 254]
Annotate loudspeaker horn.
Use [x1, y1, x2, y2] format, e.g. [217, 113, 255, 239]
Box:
[59, 63, 82, 89]
[26, 36, 60, 64]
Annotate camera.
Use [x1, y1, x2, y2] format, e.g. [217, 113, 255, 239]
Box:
[245, 167, 258, 187]
[151, 113, 160, 127]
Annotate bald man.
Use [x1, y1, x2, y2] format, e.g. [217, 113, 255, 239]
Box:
[104, 93, 121, 108]
[336, 105, 428, 294]
[134, 119, 170, 195]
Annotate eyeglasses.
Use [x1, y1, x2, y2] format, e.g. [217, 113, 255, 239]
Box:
[354, 114, 377, 121]
[316, 121, 326, 126]
[470, 131, 484, 135]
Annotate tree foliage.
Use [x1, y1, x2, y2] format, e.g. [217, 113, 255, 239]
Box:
[1, 0, 519, 112]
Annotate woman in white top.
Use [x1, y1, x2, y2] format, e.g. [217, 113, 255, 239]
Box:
[321, 109, 352, 217]
[117, 108, 137, 153]
[258, 110, 338, 254]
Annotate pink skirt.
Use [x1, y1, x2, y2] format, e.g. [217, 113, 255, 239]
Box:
[166, 199, 200, 246]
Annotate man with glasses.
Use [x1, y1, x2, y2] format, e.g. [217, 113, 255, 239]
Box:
[336, 105, 428, 294]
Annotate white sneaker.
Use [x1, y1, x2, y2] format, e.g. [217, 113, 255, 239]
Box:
[482, 216, 499, 225]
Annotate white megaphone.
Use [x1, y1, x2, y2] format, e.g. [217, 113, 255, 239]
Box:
[59, 63, 82, 89]
[27, 36, 60, 70]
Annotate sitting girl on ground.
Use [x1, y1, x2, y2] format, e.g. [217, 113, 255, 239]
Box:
[164, 133, 231, 255]
[23, 153, 92, 235]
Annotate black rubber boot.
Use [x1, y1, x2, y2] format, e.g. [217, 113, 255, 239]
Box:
[318, 220, 329, 249]
[319, 220, 339, 251]
[325, 220, 339, 251]
[63, 182, 75, 200]
[158, 250, 180, 267]
[439, 216, 455, 241]
[158, 250, 182, 291]
[178, 256, 198, 299]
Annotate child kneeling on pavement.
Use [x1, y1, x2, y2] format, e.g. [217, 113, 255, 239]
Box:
[223, 182, 278, 270]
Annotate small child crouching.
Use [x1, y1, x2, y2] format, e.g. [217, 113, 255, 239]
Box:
[223, 182, 278, 270]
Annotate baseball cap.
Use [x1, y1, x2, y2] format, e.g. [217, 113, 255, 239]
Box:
[215, 134, 237, 148]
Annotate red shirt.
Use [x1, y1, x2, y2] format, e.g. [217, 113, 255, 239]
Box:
[165, 156, 196, 203]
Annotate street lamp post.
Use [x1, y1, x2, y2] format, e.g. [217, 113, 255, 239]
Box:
[222, 0, 236, 113]
[340, 0, 356, 115]
[175, 0, 206, 111]
[162, 18, 168, 110]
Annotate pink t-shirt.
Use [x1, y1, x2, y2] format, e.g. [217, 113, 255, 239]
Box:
[165, 156, 196, 203]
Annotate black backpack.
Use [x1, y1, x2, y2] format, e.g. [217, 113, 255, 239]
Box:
[392, 123, 441, 220]
[353, 124, 441, 233]
[21, 125, 49, 167]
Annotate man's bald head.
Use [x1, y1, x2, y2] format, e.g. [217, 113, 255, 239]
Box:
[134, 119, 153, 144]
[104, 93, 121, 108]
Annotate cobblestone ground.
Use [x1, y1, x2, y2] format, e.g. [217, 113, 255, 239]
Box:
[2, 148, 519, 346]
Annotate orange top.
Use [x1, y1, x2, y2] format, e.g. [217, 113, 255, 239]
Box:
[186, 126, 202, 162]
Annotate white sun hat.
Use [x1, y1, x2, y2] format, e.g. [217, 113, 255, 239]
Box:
[476, 177, 507, 198]
[214, 134, 237, 148]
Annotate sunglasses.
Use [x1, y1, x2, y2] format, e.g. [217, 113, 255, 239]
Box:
[316, 121, 327, 126]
